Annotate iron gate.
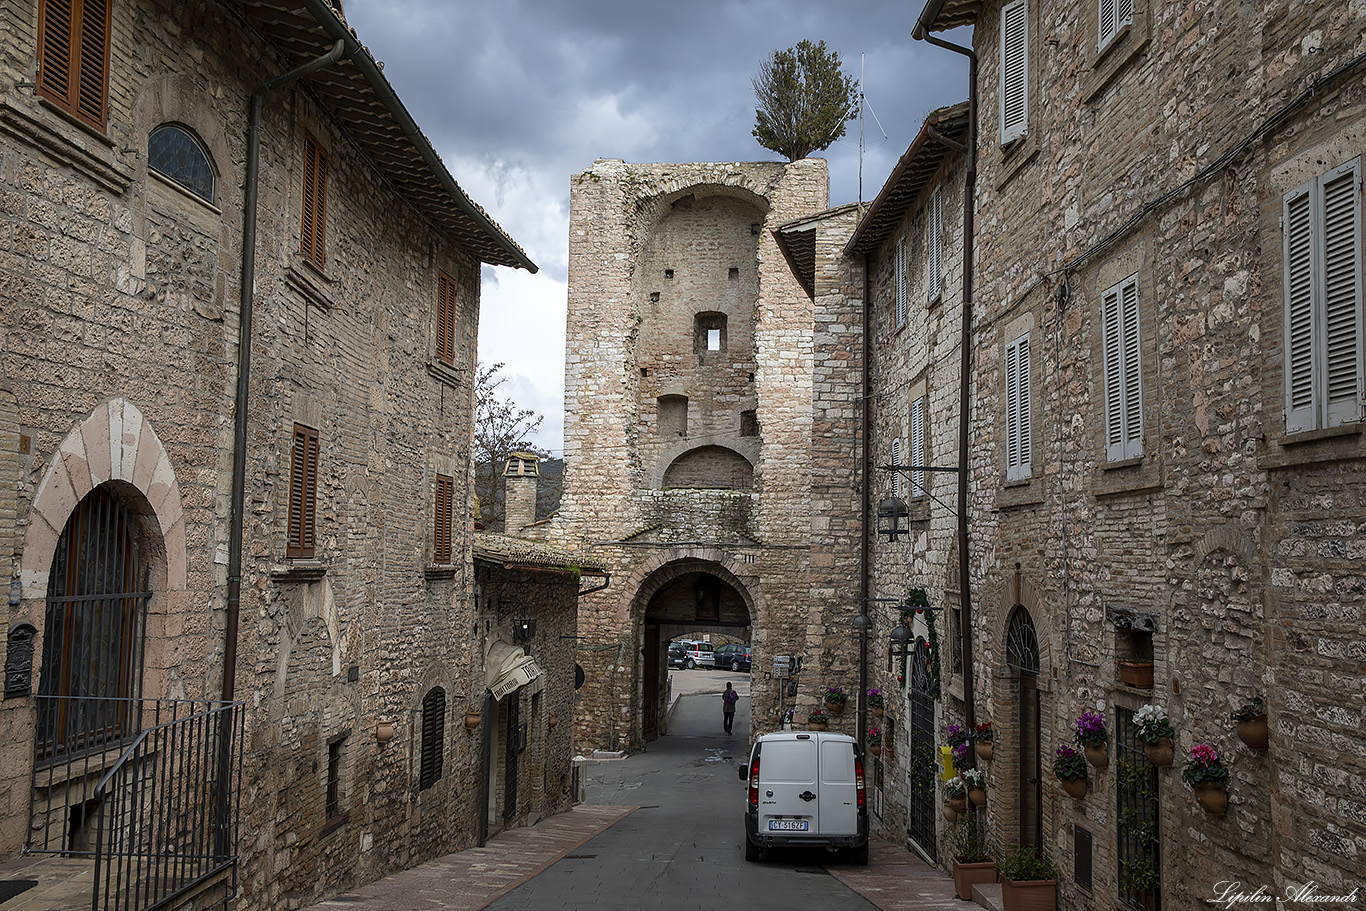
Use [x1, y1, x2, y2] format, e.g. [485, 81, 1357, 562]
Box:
[907, 638, 937, 860]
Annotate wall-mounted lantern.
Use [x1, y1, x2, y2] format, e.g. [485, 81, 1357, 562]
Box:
[877, 496, 910, 542]
[512, 617, 536, 643]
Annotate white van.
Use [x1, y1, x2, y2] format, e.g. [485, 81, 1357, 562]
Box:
[738, 731, 869, 864]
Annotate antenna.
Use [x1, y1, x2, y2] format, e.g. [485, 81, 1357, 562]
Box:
[857, 54, 888, 206]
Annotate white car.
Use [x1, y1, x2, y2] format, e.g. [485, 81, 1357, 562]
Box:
[678, 641, 714, 669]
[739, 731, 869, 864]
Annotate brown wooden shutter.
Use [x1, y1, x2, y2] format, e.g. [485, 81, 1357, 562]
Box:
[419, 687, 446, 790]
[287, 424, 319, 558]
[433, 474, 453, 564]
[38, 0, 111, 131]
[436, 271, 457, 365]
[301, 133, 328, 268]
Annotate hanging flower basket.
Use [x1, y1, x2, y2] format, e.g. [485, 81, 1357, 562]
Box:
[1232, 697, 1268, 750]
[945, 775, 968, 814]
[1194, 783, 1229, 815]
[1084, 743, 1109, 770]
[824, 685, 847, 714]
[942, 799, 960, 822]
[867, 688, 884, 718]
[808, 708, 829, 731]
[1076, 710, 1109, 770]
[1055, 746, 1087, 798]
[1134, 704, 1176, 768]
[1060, 776, 1088, 799]
[1143, 737, 1174, 768]
[464, 710, 482, 731]
[975, 722, 996, 761]
[1182, 743, 1231, 816]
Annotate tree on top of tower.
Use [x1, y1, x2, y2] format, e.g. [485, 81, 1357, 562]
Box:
[751, 39, 859, 162]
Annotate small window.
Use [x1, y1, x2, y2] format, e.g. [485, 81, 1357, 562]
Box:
[1004, 333, 1032, 480]
[1097, 0, 1134, 50]
[419, 687, 446, 791]
[287, 424, 319, 559]
[37, 0, 111, 131]
[148, 125, 215, 203]
[433, 474, 454, 564]
[694, 312, 727, 355]
[1000, 0, 1030, 144]
[300, 132, 328, 269]
[910, 395, 927, 497]
[895, 235, 908, 329]
[927, 190, 944, 303]
[436, 270, 458, 365]
[1102, 273, 1143, 460]
[740, 410, 759, 437]
[707, 329, 721, 351]
[658, 395, 688, 437]
[326, 737, 344, 821]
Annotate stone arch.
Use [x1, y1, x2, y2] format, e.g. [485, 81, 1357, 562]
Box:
[22, 399, 186, 600]
[620, 547, 763, 622]
[649, 437, 760, 488]
[662, 445, 754, 489]
[131, 74, 236, 204]
[987, 570, 1053, 682]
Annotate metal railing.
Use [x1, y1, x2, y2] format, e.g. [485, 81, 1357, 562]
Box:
[28, 697, 244, 911]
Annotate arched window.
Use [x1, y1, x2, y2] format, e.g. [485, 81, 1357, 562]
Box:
[148, 124, 215, 203]
[1005, 605, 1040, 673]
[419, 686, 446, 790]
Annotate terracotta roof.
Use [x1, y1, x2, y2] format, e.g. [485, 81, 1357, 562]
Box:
[233, 0, 535, 271]
[773, 202, 864, 298]
[845, 102, 969, 257]
[473, 532, 610, 577]
[914, 0, 983, 33]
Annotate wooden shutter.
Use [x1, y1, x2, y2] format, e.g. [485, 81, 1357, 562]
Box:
[895, 235, 907, 328]
[1000, 0, 1029, 144]
[1005, 334, 1031, 480]
[910, 396, 926, 497]
[436, 271, 457, 365]
[38, 0, 111, 131]
[1321, 160, 1363, 427]
[419, 687, 446, 791]
[287, 424, 319, 559]
[928, 190, 943, 302]
[433, 474, 453, 564]
[1103, 274, 1143, 460]
[301, 133, 328, 269]
[1284, 181, 1317, 432]
[891, 438, 902, 497]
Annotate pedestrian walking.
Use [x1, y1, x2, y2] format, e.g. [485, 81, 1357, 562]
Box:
[723, 681, 738, 734]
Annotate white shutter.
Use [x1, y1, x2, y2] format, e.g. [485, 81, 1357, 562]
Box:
[1000, 0, 1029, 144]
[1098, 0, 1133, 49]
[1284, 181, 1317, 432]
[1102, 284, 1125, 460]
[1104, 274, 1143, 460]
[1121, 277, 1143, 457]
[1005, 334, 1031, 480]
[896, 235, 908, 328]
[892, 437, 902, 497]
[911, 397, 926, 497]
[928, 190, 943, 303]
[1321, 160, 1363, 427]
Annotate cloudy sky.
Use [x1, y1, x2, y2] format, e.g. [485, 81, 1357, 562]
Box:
[343, 0, 972, 455]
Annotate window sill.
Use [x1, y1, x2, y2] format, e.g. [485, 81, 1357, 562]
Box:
[1083, 27, 1149, 104]
[425, 564, 457, 580]
[994, 480, 1044, 511]
[149, 169, 221, 214]
[286, 258, 335, 311]
[319, 814, 348, 839]
[0, 99, 131, 195]
[993, 133, 1039, 192]
[426, 360, 465, 388]
[271, 561, 327, 583]
[1261, 422, 1364, 469]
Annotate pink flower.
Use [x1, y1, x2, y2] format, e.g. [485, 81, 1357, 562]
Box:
[1191, 743, 1219, 765]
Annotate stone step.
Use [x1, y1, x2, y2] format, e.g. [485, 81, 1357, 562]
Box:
[972, 881, 1004, 911]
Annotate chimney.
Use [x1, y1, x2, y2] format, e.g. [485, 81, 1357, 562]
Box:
[502, 452, 539, 534]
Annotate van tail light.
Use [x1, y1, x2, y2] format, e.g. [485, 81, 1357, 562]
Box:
[749, 757, 761, 808]
[854, 756, 866, 809]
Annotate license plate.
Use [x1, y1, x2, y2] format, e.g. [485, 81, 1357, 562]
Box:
[768, 819, 809, 831]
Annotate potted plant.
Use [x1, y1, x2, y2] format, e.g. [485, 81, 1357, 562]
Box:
[948, 723, 972, 766]
[1133, 703, 1175, 767]
[1121, 855, 1158, 904]
[975, 721, 996, 761]
[867, 687, 885, 718]
[1118, 657, 1155, 689]
[464, 708, 482, 731]
[1181, 742, 1230, 815]
[945, 774, 968, 815]
[1054, 745, 1088, 798]
[807, 708, 829, 731]
[1076, 710, 1110, 770]
[824, 685, 847, 714]
[1232, 696, 1268, 750]
[949, 814, 996, 900]
[866, 725, 883, 750]
[997, 845, 1057, 911]
[964, 767, 987, 807]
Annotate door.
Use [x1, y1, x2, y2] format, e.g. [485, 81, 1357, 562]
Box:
[907, 639, 937, 859]
[643, 625, 659, 741]
[1019, 671, 1041, 850]
[816, 738, 858, 835]
[758, 738, 819, 834]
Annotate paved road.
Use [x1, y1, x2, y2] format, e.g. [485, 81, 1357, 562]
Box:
[486, 690, 878, 911]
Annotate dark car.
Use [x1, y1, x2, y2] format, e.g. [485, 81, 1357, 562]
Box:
[667, 641, 687, 669]
[713, 643, 752, 672]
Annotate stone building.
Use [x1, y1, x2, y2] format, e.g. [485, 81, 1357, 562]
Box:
[892, 0, 1366, 906]
[556, 159, 870, 750]
[0, 1, 582, 908]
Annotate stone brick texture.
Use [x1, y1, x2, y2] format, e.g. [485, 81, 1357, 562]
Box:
[897, 0, 1366, 907]
[556, 160, 871, 749]
[0, 2, 566, 909]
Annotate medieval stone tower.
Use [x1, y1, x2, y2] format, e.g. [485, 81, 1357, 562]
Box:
[556, 159, 866, 750]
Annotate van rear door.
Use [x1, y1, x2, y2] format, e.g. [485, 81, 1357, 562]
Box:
[758, 736, 819, 834]
[817, 737, 858, 835]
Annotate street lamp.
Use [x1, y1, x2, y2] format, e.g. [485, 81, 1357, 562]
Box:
[877, 496, 910, 542]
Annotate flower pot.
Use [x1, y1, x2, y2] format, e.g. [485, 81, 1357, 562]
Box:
[1236, 715, 1269, 750]
[867, 741, 883, 755]
[882, 745, 896, 763]
[871, 706, 884, 718]
[1084, 742, 1109, 771]
[948, 794, 968, 814]
[1059, 776, 1087, 799]
[1001, 876, 1057, 911]
[464, 711, 482, 731]
[969, 786, 987, 807]
[808, 719, 828, 731]
[1118, 659, 1154, 689]
[548, 713, 559, 729]
[941, 799, 959, 822]
[1194, 783, 1228, 815]
[1143, 737, 1174, 768]
[825, 700, 845, 715]
[952, 857, 998, 900]
[976, 741, 994, 762]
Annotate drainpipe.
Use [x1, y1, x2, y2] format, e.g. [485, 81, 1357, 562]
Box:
[858, 251, 872, 753]
[912, 18, 979, 759]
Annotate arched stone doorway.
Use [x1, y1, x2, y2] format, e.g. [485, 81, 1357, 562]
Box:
[1005, 604, 1042, 852]
[635, 559, 754, 742]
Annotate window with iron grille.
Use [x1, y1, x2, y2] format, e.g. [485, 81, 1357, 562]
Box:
[37, 0, 111, 131]
[287, 424, 319, 559]
[433, 474, 454, 565]
[326, 737, 344, 821]
[1116, 707, 1160, 910]
[419, 687, 446, 790]
[300, 132, 328, 269]
[436, 270, 458, 365]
